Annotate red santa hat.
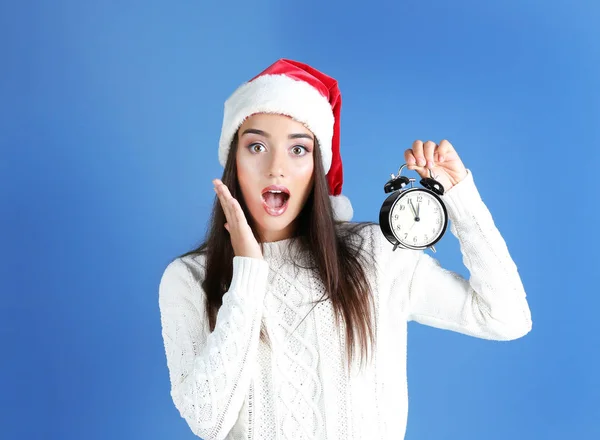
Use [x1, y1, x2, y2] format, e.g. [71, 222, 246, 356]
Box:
[218, 58, 353, 222]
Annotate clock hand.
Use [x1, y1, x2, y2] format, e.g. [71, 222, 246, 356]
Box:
[408, 220, 417, 232]
[409, 199, 417, 217]
[417, 201, 420, 218]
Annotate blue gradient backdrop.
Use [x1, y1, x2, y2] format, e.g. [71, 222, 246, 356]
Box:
[2, 1, 599, 439]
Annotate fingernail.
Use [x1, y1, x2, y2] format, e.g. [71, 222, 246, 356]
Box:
[418, 158, 426, 166]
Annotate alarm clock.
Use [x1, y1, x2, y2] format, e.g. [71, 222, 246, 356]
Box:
[379, 164, 448, 253]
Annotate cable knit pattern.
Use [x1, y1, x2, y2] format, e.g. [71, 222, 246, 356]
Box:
[158, 169, 532, 440]
[263, 254, 325, 440]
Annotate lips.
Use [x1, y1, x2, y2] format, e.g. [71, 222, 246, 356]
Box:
[261, 185, 290, 216]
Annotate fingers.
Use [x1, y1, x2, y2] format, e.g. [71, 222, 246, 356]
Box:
[213, 179, 248, 229]
[437, 139, 453, 163]
[229, 196, 248, 227]
[411, 140, 426, 167]
[212, 179, 263, 259]
[404, 148, 416, 166]
[406, 140, 434, 169]
[411, 140, 435, 168]
[213, 179, 234, 225]
[407, 139, 453, 169]
[423, 141, 436, 168]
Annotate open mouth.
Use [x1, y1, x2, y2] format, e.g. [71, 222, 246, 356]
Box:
[261, 186, 290, 216]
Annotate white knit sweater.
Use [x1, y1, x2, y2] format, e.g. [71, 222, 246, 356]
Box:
[158, 170, 532, 440]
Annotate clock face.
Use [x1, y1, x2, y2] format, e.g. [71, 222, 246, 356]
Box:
[390, 189, 446, 248]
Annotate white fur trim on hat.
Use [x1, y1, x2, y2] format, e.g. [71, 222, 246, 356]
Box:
[219, 74, 335, 173]
[330, 194, 353, 222]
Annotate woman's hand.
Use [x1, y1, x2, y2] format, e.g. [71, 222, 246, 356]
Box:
[404, 140, 468, 192]
[213, 179, 263, 260]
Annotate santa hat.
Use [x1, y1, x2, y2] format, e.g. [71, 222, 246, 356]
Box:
[218, 58, 353, 222]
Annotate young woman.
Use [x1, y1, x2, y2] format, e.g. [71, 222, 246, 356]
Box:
[158, 59, 532, 440]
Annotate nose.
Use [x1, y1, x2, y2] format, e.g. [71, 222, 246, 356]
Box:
[267, 148, 286, 177]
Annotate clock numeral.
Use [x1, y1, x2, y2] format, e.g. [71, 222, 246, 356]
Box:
[396, 224, 401, 230]
[417, 195, 423, 202]
[413, 236, 417, 243]
[436, 218, 440, 224]
[404, 233, 408, 239]
[399, 205, 406, 211]
[432, 228, 436, 234]
[425, 234, 428, 241]
[394, 214, 399, 220]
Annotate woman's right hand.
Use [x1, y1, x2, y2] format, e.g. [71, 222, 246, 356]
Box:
[213, 179, 263, 260]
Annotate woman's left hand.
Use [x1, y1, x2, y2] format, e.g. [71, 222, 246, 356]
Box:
[404, 140, 468, 192]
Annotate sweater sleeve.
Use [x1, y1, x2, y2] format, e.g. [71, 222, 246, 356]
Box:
[400, 169, 532, 340]
[158, 255, 269, 440]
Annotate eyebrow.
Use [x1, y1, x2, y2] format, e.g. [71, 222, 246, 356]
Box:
[241, 128, 314, 141]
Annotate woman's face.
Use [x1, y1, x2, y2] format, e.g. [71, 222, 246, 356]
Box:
[236, 113, 315, 243]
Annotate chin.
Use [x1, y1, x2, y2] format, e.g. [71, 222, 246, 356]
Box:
[252, 208, 300, 241]
[257, 215, 294, 234]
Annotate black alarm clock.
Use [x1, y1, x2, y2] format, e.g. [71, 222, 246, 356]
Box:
[379, 164, 448, 253]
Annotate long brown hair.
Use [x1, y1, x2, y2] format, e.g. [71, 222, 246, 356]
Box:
[180, 132, 376, 367]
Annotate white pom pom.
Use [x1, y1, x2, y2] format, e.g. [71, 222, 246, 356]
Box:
[330, 194, 353, 222]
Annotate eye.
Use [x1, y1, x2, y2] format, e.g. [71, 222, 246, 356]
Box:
[291, 145, 308, 156]
[248, 143, 266, 153]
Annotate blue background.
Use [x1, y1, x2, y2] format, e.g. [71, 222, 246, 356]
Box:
[2, 0, 599, 439]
